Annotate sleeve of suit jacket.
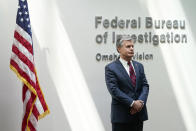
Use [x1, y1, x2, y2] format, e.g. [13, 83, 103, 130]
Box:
[138, 64, 149, 105]
[105, 65, 134, 107]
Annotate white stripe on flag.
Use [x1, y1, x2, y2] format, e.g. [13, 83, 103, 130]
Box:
[35, 97, 44, 115]
[29, 113, 38, 130]
[23, 89, 31, 117]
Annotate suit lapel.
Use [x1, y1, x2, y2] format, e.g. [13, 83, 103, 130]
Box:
[116, 59, 134, 89]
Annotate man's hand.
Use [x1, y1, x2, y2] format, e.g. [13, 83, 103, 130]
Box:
[130, 100, 144, 115]
[130, 108, 137, 115]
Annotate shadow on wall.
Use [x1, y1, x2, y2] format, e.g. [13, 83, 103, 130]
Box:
[32, 34, 72, 131]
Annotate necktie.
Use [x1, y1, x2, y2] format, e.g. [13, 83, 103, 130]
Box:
[128, 61, 136, 87]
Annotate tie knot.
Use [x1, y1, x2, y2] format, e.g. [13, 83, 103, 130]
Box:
[127, 61, 131, 66]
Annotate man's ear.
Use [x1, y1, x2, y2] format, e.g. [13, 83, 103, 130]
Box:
[117, 47, 120, 53]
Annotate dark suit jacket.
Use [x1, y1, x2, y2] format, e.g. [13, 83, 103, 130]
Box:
[105, 59, 149, 123]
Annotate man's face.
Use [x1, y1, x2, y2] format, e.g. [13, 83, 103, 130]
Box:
[118, 40, 134, 59]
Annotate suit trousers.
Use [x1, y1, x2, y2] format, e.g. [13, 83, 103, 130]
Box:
[112, 120, 143, 131]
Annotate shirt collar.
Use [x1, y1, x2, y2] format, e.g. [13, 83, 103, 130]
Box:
[119, 57, 132, 66]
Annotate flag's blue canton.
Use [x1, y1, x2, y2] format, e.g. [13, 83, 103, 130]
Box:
[16, 0, 32, 37]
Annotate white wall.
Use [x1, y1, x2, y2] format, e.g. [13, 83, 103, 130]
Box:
[1, 0, 196, 131]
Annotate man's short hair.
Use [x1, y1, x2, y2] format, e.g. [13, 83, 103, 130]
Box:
[116, 35, 133, 49]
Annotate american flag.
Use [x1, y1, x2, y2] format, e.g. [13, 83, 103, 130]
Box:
[10, 0, 50, 131]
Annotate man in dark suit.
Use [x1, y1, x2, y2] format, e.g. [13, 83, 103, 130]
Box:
[105, 35, 149, 131]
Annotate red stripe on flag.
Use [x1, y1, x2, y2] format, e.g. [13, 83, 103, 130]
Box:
[12, 44, 34, 73]
[32, 105, 39, 120]
[22, 84, 28, 102]
[10, 59, 36, 88]
[35, 76, 48, 112]
[28, 121, 36, 131]
[14, 31, 33, 55]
